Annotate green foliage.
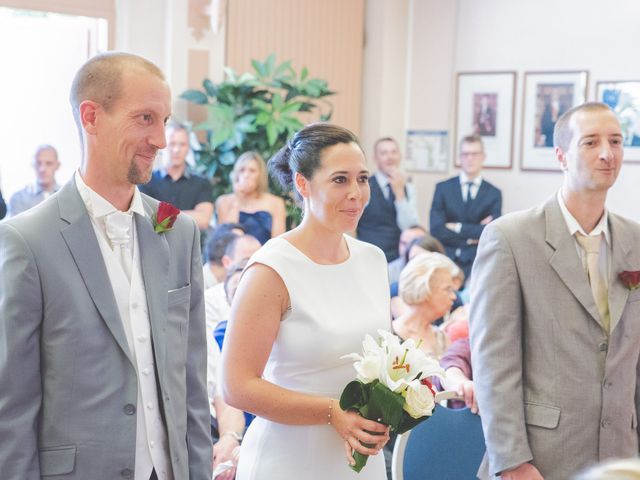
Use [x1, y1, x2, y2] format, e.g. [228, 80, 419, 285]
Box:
[339, 379, 432, 473]
[180, 54, 335, 227]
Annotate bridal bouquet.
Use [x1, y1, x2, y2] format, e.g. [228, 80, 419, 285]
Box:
[340, 330, 445, 473]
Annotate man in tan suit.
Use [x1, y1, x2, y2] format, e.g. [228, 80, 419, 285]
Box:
[470, 102, 640, 479]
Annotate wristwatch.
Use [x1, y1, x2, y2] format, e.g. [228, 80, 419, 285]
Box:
[222, 431, 243, 443]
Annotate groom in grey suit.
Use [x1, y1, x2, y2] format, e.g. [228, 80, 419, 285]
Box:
[0, 53, 212, 479]
[470, 102, 640, 480]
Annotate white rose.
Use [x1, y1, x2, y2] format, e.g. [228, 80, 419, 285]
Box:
[403, 380, 436, 419]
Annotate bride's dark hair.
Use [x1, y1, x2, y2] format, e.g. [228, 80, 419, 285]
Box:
[268, 123, 362, 202]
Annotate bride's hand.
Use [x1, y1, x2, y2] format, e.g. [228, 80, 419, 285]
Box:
[330, 402, 390, 465]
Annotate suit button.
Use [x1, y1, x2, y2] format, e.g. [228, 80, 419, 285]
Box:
[599, 342, 608, 352]
[601, 419, 609, 428]
[124, 404, 136, 415]
[121, 468, 133, 478]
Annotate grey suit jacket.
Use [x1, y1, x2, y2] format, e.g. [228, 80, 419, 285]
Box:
[470, 195, 640, 480]
[0, 180, 213, 479]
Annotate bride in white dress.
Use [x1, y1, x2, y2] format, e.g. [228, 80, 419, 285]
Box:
[221, 123, 390, 479]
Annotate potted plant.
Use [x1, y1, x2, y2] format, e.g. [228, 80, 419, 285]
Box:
[180, 54, 335, 227]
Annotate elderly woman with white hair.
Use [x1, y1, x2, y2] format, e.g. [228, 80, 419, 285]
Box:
[392, 251, 458, 359]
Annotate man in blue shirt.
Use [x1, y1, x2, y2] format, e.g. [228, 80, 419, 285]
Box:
[8, 145, 61, 217]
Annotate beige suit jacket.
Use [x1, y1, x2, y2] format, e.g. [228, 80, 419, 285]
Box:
[470, 195, 640, 480]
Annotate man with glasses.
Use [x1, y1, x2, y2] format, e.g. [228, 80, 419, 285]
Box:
[429, 134, 502, 285]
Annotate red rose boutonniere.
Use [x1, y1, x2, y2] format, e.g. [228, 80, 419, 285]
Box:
[619, 270, 640, 290]
[153, 201, 180, 234]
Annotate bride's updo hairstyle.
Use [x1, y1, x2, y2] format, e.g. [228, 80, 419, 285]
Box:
[269, 123, 362, 203]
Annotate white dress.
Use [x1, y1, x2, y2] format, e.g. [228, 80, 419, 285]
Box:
[236, 235, 390, 480]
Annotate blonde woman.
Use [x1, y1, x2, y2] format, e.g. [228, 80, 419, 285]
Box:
[392, 252, 458, 359]
[216, 151, 287, 244]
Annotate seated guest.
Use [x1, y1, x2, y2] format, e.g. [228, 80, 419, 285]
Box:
[437, 338, 476, 412]
[390, 234, 460, 319]
[387, 224, 427, 284]
[357, 137, 419, 261]
[0, 189, 5, 219]
[213, 258, 248, 349]
[216, 151, 286, 244]
[203, 222, 246, 289]
[392, 252, 458, 360]
[140, 122, 214, 230]
[8, 144, 60, 217]
[208, 339, 245, 480]
[204, 233, 261, 328]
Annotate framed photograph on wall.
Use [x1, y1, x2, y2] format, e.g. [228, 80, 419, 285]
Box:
[596, 80, 640, 163]
[454, 71, 516, 169]
[405, 130, 448, 173]
[520, 70, 588, 171]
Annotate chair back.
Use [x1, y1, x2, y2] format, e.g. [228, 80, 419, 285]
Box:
[392, 400, 485, 480]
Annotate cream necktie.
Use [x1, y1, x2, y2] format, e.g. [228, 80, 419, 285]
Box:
[105, 211, 134, 282]
[575, 232, 609, 333]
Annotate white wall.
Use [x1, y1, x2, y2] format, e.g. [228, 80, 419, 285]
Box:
[115, 0, 226, 122]
[388, 0, 640, 226]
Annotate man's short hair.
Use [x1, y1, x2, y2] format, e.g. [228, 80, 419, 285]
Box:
[459, 134, 484, 151]
[166, 121, 189, 136]
[224, 234, 258, 260]
[33, 144, 58, 163]
[205, 223, 246, 264]
[373, 137, 398, 153]
[69, 52, 165, 144]
[553, 102, 613, 151]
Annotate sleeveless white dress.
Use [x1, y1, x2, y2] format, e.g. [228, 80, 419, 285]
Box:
[236, 235, 390, 480]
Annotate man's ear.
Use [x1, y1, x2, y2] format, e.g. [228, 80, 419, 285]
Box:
[555, 146, 568, 171]
[79, 100, 100, 136]
[294, 172, 309, 199]
[221, 255, 232, 270]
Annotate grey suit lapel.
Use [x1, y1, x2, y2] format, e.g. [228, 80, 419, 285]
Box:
[58, 180, 134, 365]
[544, 197, 604, 329]
[137, 196, 169, 378]
[608, 214, 632, 332]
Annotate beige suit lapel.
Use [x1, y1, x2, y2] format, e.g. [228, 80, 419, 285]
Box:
[544, 197, 604, 330]
[58, 181, 135, 366]
[608, 214, 633, 333]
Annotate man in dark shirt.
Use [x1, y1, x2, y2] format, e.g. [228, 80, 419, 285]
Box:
[140, 123, 214, 230]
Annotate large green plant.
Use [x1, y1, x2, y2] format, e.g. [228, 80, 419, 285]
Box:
[180, 54, 335, 225]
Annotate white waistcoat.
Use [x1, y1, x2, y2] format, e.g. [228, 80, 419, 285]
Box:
[94, 220, 173, 480]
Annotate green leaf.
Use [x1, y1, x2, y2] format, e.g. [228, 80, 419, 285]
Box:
[266, 121, 278, 147]
[219, 151, 237, 166]
[180, 89, 208, 105]
[300, 66, 308, 81]
[339, 380, 370, 411]
[251, 59, 266, 78]
[280, 101, 303, 114]
[202, 79, 217, 97]
[265, 53, 276, 75]
[273, 59, 292, 78]
[363, 382, 405, 430]
[271, 93, 283, 111]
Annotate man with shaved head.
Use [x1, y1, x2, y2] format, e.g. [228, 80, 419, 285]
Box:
[470, 103, 640, 479]
[0, 52, 212, 479]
